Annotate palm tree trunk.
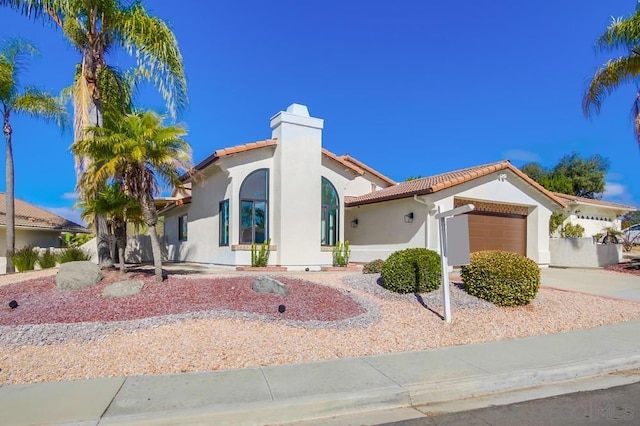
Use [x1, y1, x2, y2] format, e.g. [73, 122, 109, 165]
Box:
[113, 218, 127, 274]
[141, 194, 163, 282]
[3, 114, 15, 274]
[95, 215, 113, 268]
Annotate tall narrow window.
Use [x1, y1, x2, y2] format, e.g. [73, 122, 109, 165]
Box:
[219, 200, 229, 246]
[178, 214, 188, 241]
[240, 169, 269, 244]
[321, 177, 339, 246]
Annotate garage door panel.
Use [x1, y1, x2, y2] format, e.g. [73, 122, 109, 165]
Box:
[467, 213, 526, 256]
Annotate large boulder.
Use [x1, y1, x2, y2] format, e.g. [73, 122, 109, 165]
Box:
[102, 280, 145, 298]
[56, 261, 103, 291]
[252, 276, 289, 296]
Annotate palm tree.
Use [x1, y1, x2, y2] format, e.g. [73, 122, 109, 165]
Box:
[0, 39, 67, 273]
[78, 182, 141, 274]
[1, 0, 188, 267]
[74, 110, 192, 282]
[583, 3, 640, 147]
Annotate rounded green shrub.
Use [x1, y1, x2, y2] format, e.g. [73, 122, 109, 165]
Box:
[362, 259, 384, 274]
[380, 248, 441, 293]
[461, 251, 540, 306]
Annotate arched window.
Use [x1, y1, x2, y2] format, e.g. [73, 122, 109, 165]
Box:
[321, 177, 339, 246]
[240, 169, 269, 244]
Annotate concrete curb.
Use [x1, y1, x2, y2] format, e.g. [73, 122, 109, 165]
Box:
[95, 352, 640, 425]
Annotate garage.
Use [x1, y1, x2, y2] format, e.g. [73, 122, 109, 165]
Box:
[455, 198, 528, 256]
[467, 212, 527, 256]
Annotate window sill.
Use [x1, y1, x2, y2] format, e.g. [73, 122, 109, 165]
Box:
[232, 244, 278, 251]
[320, 246, 336, 252]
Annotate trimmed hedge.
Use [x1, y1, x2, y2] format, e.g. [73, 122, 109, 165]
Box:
[362, 259, 384, 274]
[380, 248, 441, 293]
[461, 250, 540, 306]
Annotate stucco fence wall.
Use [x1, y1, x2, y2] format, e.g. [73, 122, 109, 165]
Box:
[549, 237, 622, 268]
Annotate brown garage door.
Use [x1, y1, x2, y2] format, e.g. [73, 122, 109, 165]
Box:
[467, 212, 527, 256]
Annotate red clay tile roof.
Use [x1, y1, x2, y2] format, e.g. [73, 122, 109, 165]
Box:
[341, 155, 396, 186]
[345, 160, 566, 207]
[192, 139, 278, 172]
[0, 193, 88, 233]
[553, 192, 636, 211]
[321, 149, 365, 176]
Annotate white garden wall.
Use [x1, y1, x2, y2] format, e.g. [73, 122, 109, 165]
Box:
[549, 237, 621, 268]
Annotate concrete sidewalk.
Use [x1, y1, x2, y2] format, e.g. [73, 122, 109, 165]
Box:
[2, 319, 640, 426]
[541, 267, 640, 302]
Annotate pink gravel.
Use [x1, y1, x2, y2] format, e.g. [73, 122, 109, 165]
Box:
[0, 270, 365, 325]
[605, 262, 640, 277]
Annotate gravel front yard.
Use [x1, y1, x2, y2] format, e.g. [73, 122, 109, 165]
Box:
[1, 268, 639, 385]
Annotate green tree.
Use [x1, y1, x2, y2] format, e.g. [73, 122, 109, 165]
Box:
[74, 110, 192, 282]
[0, 39, 67, 273]
[78, 182, 141, 274]
[520, 152, 609, 199]
[583, 3, 640, 146]
[1, 0, 189, 268]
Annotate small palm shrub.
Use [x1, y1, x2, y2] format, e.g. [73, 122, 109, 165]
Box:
[363, 259, 384, 274]
[332, 241, 351, 267]
[461, 251, 540, 306]
[38, 249, 58, 269]
[380, 248, 441, 293]
[57, 247, 91, 263]
[560, 222, 585, 238]
[251, 238, 271, 267]
[11, 246, 39, 272]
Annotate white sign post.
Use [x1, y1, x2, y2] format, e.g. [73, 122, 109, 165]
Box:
[434, 204, 475, 323]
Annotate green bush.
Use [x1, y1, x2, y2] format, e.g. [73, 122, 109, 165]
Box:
[461, 251, 540, 306]
[560, 222, 585, 238]
[57, 247, 91, 263]
[11, 246, 39, 272]
[332, 241, 351, 267]
[380, 248, 441, 293]
[38, 249, 58, 269]
[362, 259, 384, 274]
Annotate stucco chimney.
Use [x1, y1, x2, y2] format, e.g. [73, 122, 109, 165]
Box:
[270, 104, 324, 267]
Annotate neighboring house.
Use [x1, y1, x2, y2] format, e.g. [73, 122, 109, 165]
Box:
[552, 192, 636, 238]
[160, 103, 569, 269]
[0, 193, 89, 273]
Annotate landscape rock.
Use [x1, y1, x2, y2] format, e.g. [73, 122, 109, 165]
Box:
[102, 280, 145, 298]
[56, 261, 103, 291]
[252, 276, 289, 296]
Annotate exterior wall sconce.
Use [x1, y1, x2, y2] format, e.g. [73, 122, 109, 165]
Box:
[404, 212, 414, 223]
[351, 218, 359, 228]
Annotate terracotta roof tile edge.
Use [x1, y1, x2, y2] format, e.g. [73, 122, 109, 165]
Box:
[341, 154, 397, 185]
[322, 149, 365, 176]
[552, 192, 636, 211]
[190, 139, 278, 174]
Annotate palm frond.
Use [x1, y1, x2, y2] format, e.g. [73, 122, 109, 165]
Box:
[596, 11, 640, 51]
[13, 86, 69, 129]
[582, 55, 640, 117]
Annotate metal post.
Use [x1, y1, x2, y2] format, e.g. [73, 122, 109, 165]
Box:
[437, 206, 452, 323]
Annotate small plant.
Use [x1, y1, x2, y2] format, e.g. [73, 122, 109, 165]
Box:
[57, 247, 91, 263]
[362, 259, 384, 274]
[601, 226, 623, 244]
[380, 248, 441, 293]
[10, 246, 39, 272]
[251, 238, 271, 267]
[560, 222, 585, 238]
[549, 211, 567, 237]
[592, 232, 604, 243]
[620, 231, 640, 252]
[38, 249, 58, 269]
[461, 251, 540, 306]
[332, 241, 351, 267]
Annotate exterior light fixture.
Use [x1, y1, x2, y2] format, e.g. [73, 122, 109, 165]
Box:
[404, 212, 414, 223]
[351, 218, 359, 228]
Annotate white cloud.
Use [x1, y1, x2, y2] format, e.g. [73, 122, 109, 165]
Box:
[502, 149, 541, 163]
[61, 192, 78, 200]
[604, 182, 627, 197]
[43, 206, 86, 226]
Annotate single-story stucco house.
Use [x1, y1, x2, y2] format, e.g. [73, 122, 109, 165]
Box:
[159, 103, 604, 270]
[552, 192, 636, 238]
[0, 193, 89, 273]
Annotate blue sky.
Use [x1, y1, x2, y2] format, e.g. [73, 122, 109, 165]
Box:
[1, 1, 639, 225]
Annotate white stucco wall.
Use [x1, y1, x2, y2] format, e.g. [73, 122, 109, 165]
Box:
[0, 227, 65, 274]
[549, 238, 622, 267]
[561, 208, 622, 238]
